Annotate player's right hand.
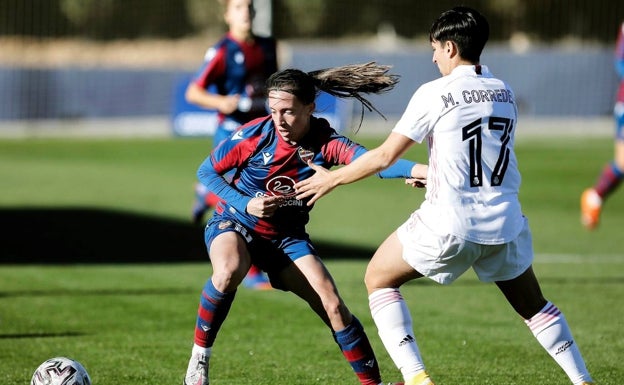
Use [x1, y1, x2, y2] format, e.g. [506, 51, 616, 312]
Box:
[246, 195, 285, 218]
[219, 94, 241, 114]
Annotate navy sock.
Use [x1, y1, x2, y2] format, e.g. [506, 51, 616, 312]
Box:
[334, 316, 382, 385]
[194, 278, 236, 347]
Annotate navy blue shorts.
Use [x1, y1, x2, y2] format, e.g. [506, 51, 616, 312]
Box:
[204, 216, 317, 290]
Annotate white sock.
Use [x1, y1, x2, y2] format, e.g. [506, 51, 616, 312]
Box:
[192, 343, 211, 358]
[369, 288, 425, 380]
[525, 302, 593, 384]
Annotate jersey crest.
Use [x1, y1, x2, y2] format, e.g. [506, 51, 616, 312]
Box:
[297, 147, 315, 163]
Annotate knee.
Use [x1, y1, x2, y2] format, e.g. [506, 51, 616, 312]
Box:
[322, 296, 343, 317]
[210, 271, 235, 292]
[363, 272, 375, 293]
[321, 295, 351, 327]
[211, 265, 248, 292]
[364, 265, 385, 293]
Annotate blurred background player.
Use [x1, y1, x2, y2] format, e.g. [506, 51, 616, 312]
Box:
[182, 63, 426, 385]
[186, 0, 278, 288]
[581, 20, 624, 230]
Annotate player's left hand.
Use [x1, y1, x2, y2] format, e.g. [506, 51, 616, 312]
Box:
[294, 162, 336, 206]
[406, 163, 427, 188]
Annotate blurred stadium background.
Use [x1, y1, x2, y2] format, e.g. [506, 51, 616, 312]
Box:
[0, 0, 623, 137]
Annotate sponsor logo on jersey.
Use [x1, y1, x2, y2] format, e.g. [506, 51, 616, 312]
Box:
[231, 130, 244, 140]
[278, 199, 303, 207]
[262, 152, 273, 165]
[258, 177, 304, 208]
[297, 147, 315, 163]
[266, 175, 296, 197]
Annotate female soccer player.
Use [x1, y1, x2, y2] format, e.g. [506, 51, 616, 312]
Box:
[295, 7, 595, 385]
[186, 0, 278, 289]
[182, 62, 427, 385]
[581, 20, 624, 230]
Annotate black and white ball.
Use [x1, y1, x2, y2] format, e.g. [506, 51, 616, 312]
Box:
[31, 357, 91, 385]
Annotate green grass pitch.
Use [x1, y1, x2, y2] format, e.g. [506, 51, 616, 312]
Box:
[0, 135, 622, 384]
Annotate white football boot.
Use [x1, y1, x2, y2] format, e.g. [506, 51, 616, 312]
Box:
[183, 350, 209, 385]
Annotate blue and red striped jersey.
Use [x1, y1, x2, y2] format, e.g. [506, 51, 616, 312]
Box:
[191, 32, 278, 124]
[197, 116, 416, 238]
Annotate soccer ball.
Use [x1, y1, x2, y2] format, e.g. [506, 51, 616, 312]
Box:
[31, 357, 92, 385]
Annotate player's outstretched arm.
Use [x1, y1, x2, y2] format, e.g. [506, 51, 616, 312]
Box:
[185, 82, 240, 114]
[295, 132, 415, 205]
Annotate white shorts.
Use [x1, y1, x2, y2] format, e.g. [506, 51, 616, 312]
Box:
[396, 212, 533, 285]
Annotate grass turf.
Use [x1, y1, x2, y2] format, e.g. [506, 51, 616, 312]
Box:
[0, 135, 622, 384]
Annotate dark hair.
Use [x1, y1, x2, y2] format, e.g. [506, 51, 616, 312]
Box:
[266, 62, 399, 125]
[429, 6, 489, 63]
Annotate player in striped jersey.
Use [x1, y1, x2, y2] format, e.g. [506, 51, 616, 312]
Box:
[581, 20, 624, 230]
[182, 62, 427, 385]
[186, 0, 278, 289]
[295, 7, 595, 385]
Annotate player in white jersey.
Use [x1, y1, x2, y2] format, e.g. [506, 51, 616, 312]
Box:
[295, 7, 595, 385]
[397, 64, 523, 246]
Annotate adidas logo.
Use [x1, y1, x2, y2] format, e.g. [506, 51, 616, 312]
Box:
[398, 334, 415, 347]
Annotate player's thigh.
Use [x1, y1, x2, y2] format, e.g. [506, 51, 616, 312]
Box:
[208, 231, 252, 289]
[365, 231, 422, 293]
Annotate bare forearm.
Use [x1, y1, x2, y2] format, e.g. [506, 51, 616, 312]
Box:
[185, 83, 223, 110]
[331, 147, 397, 186]
[186, 83, 241, 115]
[294, 132, 416, 205]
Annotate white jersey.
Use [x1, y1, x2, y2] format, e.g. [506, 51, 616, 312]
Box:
[393, 65, 524, 244]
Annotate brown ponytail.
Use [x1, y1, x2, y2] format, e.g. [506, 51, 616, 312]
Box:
[267, 62, 399, 129]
